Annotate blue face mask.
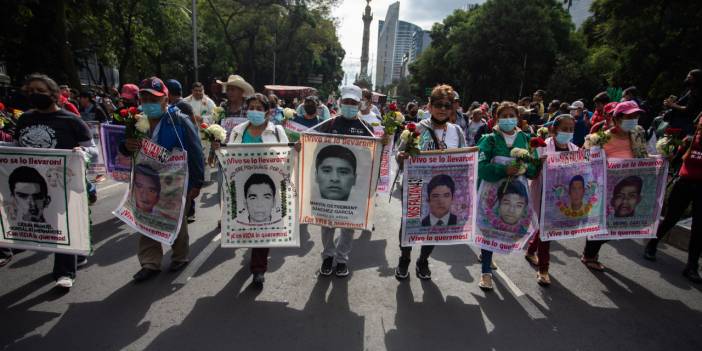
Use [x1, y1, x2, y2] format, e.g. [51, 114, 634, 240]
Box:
[340, 104, 359, 119]
[141, 103, 163, 119]
[619, 118, 638, 132]
[498, 117, 518, 132]
[247, 110, 266, 126]
[555, 132, 573, 145]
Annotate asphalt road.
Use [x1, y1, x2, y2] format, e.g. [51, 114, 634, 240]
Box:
[1, 168, 701, 351]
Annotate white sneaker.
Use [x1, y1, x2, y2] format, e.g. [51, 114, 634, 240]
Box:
[55, 276, 74, 288]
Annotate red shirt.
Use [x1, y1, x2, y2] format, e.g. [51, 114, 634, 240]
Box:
[679, 130, 702, 181]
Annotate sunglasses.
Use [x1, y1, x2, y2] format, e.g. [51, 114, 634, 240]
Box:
[432, 102, 452, 110]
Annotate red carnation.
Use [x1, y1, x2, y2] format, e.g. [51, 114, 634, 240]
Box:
[128, 106, 138, 116]
[200, 123, 208, 129]
[413, 131, 421, 138]
[665, 127, 683, 135]
[0, 102, 5, 112]
[119, 109, 129, 117]
[407, 122, 416, 132]
[389, 102, 398, 111]
[530, 137, 547, 148]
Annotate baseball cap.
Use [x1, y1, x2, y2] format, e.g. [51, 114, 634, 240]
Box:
[340, 85, 362, 102]
[139, 77, 169, 97]
[165, 79, 183, 96]
[121, 84, 139, 100]
[613, 100, 644, 117]
[568, 101, 584, 110]
[604, 102, 618, 115]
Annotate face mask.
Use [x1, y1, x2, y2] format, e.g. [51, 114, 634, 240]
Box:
[340, 104, 358, 119]
[141, 103, 163, 119]
[247, 110, 266, 126]
[498, 117, 518, 132]
[304, 105, 317, 115]
[29, 93, 55, 110]
[555, 132, 573, 145]
[619, 118, 638, 132]
[430, 116, 447, 125]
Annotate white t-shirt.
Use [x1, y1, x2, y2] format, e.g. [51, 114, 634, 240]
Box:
[427, 125, 461, 149]
[503, 131, 518, 147]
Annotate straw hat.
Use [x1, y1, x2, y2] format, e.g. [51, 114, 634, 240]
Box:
[216, 75, 254, 96]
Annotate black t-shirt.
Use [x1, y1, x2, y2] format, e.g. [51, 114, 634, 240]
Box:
[313, 116, 373, 137]
[14, 109, 92, 150]
[292, 115, 321, 128]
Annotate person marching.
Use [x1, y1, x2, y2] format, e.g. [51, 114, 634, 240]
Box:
[394, 84, 467, 280]
[580, 100, 650, 272]
[476, 101, 539, 290]
[225, 93, 289, 288]
[524, 114, 579, 285]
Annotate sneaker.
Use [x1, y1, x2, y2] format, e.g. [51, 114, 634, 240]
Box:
[479, 273, 493, 290]
[537, 271, 551, 286]
[55, 276, 74, 288]
[335, 263, 350, 277]
[643, 241, 658, 261]
[252, 272, 265, 287]
[133, 267, 160, 282]
[76, 256, 88, 268]
[319, 257, 334, 276]
[682, 268, 702, 284]
[415, 260, 431, 280]
[169, 260, 189, 272]
[187, 215, 196, 223]
[395, 257, 410, 280]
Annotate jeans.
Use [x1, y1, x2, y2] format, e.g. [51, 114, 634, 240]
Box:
[648, 178, 702, 269]
[481, 249, 493, 274]
[397, 224, 434, 262]
[53, 253, 77, 280]
[137, 201, 191, 270]
[321, 226, 354, 264]
[250, 248, 270, 273]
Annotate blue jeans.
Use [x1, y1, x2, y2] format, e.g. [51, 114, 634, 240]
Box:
[481, 249, 493, 274]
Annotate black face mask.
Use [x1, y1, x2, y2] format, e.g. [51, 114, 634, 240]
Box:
[431, 116, 447, 125]
[29, 93, 55, 110]
[304, 105, 317, 115]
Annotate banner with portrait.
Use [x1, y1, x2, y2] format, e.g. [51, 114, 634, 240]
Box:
[401, 148, 478, 246]
[540, 149, 607, 240]
[100, 124, 131, 182]
[281, 120, 309, 142]
[0, 146, 91, 255]
[474, 172, 538, 254]
[86, 122, 106, 177]
[218, 143, 298, 247]
[589, 157, 667, 240]
[298, 132, 382, 230]
[113, 139, 188, 245]
[221, 117, 247, 140]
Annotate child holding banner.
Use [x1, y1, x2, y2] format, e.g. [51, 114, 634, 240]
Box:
[394, 84, 467, 280]
[13, 73, 98, 289]
[581, 100, 649, 271]
[226, 93, 288, 287]
[524, 114, 579, 286]
[476, 101, 539, 290]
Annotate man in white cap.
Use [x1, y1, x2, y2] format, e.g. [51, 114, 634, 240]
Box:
[310, 84, 375, 278]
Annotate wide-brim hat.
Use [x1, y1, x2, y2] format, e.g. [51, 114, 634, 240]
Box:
[216, 75, 254, 96]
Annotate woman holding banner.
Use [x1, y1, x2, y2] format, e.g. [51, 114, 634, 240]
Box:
[226, 93, 288, 288]
[476, 101, 538, 290]
[525, 114, 579, 286]
[394, 84, 467, 281]
[581, 100, 649, 271]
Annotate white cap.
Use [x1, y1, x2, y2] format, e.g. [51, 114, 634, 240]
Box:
[568, 101, 584, 110]
[340, 85, 362, 102]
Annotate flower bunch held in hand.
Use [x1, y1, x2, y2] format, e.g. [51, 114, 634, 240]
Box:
[656, 127, 684, 158]
[382, 102, 405, 135]
[212, 106, 225, 123]
[114, 107, 149, 139]
[588, 129, 611, 148]
[282, 108, 296, 122]
[399, 122, 421, 157]
[536, 127, 550, 139]
[200, 123, 227, 143]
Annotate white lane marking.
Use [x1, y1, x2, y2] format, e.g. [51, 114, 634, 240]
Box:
[493, 262, 546, 320]
[173, 233, 222, 285]
[98, 182, 126, 192]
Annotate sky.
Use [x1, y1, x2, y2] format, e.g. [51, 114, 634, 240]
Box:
[331, 0, 480, 86]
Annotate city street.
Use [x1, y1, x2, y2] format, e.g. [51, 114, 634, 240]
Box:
[1, 168, 701, 351]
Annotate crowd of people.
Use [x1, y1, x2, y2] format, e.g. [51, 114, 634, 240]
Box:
[0, 68, 700, 293]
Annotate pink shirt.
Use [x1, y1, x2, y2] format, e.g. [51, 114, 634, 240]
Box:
[604, 136, 634, 158]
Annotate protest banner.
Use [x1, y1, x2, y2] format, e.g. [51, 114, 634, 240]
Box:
[100, 124, 131, 182]
[401, 148, 478, 246]
[589, 157, 667, 240]
[376, 137, 394, 194]
[113, 138, 188, 245]
[218, 143, 299, 247]
[86, 122, 106, 178]
[540, 149, 607, 240]
[474, 163, 538, 254]
[221, 117, 247, 140]
[281, 120, 309, 142]
[0, 146, 91, 255]
[298, 132, 382, 230]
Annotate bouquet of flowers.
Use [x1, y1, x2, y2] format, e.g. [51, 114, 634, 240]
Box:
[282, 108, 296, 122]
[381, 102, 405, 135]
[200, 123, 227, 143]
[656, 127, 684, 158]
[212, 106, 225, 123]
[536, 127, 550, 139]
[399, 122, 421, 157]
[587, 129, 611, 148]
[114, 106, 149, 139]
